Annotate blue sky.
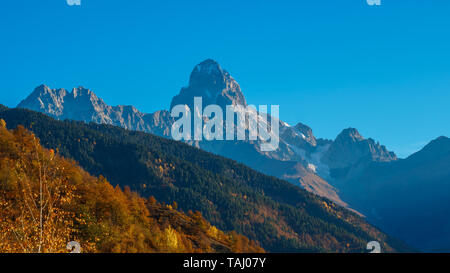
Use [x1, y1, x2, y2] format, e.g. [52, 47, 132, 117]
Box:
[1, 0, 449, 158]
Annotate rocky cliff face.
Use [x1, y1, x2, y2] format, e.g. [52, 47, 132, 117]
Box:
[18, 84, 67, 117]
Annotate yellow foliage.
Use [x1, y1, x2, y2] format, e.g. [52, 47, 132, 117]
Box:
[164, 226, 179, 251]
[207, 226, 220, 239]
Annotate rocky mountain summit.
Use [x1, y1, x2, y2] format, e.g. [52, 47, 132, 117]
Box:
[170, 59, 247, 110]
[323, 128, 397, 170]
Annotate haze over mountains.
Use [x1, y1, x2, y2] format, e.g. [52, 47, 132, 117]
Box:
[15, 59, 450, 251]
[332, 136, 450, 252]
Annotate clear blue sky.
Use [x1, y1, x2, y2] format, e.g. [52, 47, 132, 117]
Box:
[1, 0, 449, 158]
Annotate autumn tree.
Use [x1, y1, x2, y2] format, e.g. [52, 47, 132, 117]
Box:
[0, 125, 76, 253]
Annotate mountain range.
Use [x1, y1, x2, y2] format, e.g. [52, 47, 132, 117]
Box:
[17, 59, 398, 210]
[14, 59, 450, 251]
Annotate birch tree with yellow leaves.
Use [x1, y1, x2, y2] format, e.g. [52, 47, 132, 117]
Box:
[0, 123, 76, 253]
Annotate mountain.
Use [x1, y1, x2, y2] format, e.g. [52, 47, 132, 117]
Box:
[0, 119, 263, 253]
[170, 59, 247, 110]
[323, 128, 397, 170]
[331, 136, 450, 252]
[17, 84, 174, 135]
[16, 60, 398, 209]
[0, 107, 411, 253]
[168, 60, 347, 205]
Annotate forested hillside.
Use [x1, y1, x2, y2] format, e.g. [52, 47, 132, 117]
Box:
[0, 119, 263, 253]
[0, 106, 411, 252]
